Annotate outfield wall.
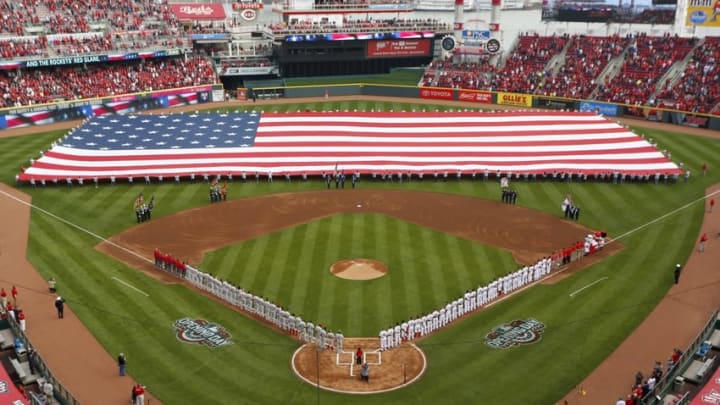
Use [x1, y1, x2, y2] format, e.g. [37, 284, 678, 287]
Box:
[0, 84, 225, 130]
[2, 82, 719, 132]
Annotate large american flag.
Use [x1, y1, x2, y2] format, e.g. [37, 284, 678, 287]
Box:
[18, 111, 681, 181]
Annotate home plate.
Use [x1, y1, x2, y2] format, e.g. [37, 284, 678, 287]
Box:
[356, 204, 362, 208]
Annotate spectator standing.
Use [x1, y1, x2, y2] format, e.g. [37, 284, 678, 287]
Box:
[118, 353, 127, 376]
[17, 310, 25, 331]
[133, 384, 145, 405]
[54, 296, 64, 319]
[699, 233, 708, 252]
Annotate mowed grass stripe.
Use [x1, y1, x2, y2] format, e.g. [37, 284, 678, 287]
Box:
[396, 218, 422, 317]
[419, 226, 449, 306]
[262, 225, 299, 305]
[316, 214, 347, 327]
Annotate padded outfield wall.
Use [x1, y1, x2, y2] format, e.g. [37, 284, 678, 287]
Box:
[0, 83, 718, 132]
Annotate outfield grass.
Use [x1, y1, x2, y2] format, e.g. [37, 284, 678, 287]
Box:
[1, 104, 718, 404]
[283, 68, 424, 87]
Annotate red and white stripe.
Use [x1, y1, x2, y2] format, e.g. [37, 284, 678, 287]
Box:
[19, 111, 681, 181]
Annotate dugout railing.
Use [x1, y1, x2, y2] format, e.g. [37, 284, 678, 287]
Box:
[639, 307, 719, 405]
[4, 312, 81, 405]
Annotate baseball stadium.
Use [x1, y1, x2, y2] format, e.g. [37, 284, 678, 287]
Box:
[1, 0, 720, 404]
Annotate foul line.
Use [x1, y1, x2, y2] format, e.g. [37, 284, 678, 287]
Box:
[611, 190, 720, 243]
[569, 277, 608, 298]
[111, 277, 150, 297]
[0, 188, 153, 266]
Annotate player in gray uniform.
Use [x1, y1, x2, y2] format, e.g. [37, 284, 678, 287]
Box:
[326, 331, 335, 351]
[306, 322, 315, 343]
[298, 319, 307, 341]
[335, 331, 344, 353]
[316, 325, 326, 349]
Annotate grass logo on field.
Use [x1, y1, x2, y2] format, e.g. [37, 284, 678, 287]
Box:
[484, 318, 545, 349]
[174, 318, 232, 348]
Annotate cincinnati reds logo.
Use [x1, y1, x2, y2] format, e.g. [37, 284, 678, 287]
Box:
[484, 318, 545, 349]
[174, 318, 232, 348]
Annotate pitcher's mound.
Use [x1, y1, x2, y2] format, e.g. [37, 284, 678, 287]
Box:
[331, 259, 387, 280]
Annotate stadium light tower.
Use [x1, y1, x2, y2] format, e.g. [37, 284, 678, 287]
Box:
[454, 0, 465, 40]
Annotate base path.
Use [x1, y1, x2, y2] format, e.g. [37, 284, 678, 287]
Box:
[99, 189, 614, 272]
[0, 184, 161, 405]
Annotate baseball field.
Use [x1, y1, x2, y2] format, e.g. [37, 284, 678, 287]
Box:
[0, 98, 718, 405]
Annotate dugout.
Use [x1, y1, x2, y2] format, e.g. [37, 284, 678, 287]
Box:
[244, 79, 286, 99]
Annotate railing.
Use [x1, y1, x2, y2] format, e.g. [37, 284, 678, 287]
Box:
[4, 311, 81, 405]
[640, 308, 719, 405]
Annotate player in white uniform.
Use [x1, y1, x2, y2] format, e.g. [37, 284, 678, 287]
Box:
[380, 330, 388, 351]
[326, 332, 335, 351]
[394, 324, 402, 347]
[401, 321, 409, 342]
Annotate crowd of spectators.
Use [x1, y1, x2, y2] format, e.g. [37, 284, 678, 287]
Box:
[0, 56, 217, 107]
[616, 348, 682, 405]
[422, 57, 496, 89]
[595, 33, 696, 106]
[0, 0, 179, 35]
[273, 0, 412, 10]
[656, 37, 720, 114]
[538, 34, 629, 99]
[492, 33, 569, 93]
[270, 17, 449, 35]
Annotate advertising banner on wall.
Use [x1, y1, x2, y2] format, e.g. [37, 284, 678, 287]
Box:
[536, 97, 576, 110]
[578, 100, 619, 116]
[0, 85, 219, 130]
[457, 90, 493, 103]
[367, 39, 431, 58]
[686, 0, 720, 26]
[170, 3, 226, 20]
[497, 92, 532, 107]
[419, 87, 453, 100]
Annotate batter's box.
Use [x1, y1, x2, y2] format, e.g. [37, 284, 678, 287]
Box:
[364, 351, 382, 365]
[336, 351, 353, 366]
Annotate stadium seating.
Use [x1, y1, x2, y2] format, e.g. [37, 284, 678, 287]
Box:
[493, 33, 569, 93]
[656, 37, 720, 114]
[0, 56, 217, 107]
[422, 57, 496, 89]
[270, 18, 449, 35]
[538, 34, 629, 99]
[595, 34, 696, 106]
